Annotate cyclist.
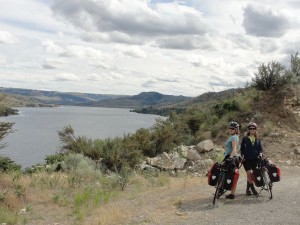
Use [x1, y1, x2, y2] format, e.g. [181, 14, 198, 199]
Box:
[240, 122, 263, 196]
[223, 121, 240, 199]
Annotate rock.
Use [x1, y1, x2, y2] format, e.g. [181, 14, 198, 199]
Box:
[294, 147, 300, 155]
[172, 155, 187, 170]
[214, 146, 223, 152]
[186, 149, 201, 161]
[286, 160, 292, 165]
[157, 152, 175, 170]
[147, 156, 160, 167]
[175, 145, 188, 158]
[290, 143, 297, 148]
[196, 140, 214, 153]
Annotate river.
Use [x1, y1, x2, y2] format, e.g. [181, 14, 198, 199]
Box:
[0, 106, 163, 168]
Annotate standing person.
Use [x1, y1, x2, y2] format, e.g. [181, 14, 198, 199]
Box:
[240, 122, 263, 196]
[223, 121, 240, 199]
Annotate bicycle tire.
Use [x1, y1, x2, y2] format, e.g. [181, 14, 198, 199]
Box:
[213, 175, 224, 205]
[263, 170, 273, 199]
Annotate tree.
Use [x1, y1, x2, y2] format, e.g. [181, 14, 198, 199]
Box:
[290, 52, 300, 77]
[0, 122, 14, 149]
[251, 61, 286, 91]
[0, 94, 14, 149]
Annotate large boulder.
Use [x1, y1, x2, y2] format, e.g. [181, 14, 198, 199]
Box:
[171, 152, 187, 169]
[186, 149, 201, 161]
[196, 140, 214, 153]
[157, 152, 175, 170]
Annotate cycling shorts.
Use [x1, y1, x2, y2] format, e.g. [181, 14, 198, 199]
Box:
[243, 159, 258, 172]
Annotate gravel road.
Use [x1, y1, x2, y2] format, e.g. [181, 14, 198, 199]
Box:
[150, 166, 300, 225]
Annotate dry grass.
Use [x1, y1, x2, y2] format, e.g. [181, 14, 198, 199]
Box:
[0, 170, 208, 225]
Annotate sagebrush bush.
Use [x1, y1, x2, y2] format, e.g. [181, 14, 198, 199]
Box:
[61, 153, 102, 181]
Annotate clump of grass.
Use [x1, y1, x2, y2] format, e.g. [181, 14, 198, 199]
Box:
[0, 206, 18, 224]
[253, 111, 263, 122]
[263, 120, 274, 137]
[173, 197, 183, 208]
[147, 173, 170, 187]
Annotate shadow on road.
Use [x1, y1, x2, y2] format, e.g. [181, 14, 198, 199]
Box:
[179, 192, 273, 212]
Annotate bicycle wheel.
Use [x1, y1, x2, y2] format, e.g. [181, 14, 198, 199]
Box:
[213, 175, 224, 205]
[263, 170, 273, 199]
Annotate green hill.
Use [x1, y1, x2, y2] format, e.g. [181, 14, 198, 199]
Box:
[87, 91, 191, 108]
[0, 87, 125, 106]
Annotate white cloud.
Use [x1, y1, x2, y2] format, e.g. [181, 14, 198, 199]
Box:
[42, 40, 64, 54]
[115, 45, 147, 58]
[60, 45, 103, 59]
[0, 30, 17, 44]
[53, 73, 79, 82]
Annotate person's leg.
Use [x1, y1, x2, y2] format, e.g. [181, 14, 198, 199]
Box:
[249, 160, 258, 195]
[244, 160, 256, 195]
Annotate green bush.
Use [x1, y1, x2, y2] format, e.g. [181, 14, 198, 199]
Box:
[251, 61, 288, 91]
[45, 153, 66, 165]
[0, 156, 21, 172]
[213, 99, 239, 118]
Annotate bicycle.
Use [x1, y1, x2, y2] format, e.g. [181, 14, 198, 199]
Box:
[253, 156, 273, 199]
[212, 158, 239, 205]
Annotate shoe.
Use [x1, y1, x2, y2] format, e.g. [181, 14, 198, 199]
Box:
[246, 189, 252, 196]
[225, 194, 235, 199]
[250, 184, 258, 196]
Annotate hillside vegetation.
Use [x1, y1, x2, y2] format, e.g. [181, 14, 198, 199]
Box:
[0, 53, 300, 224]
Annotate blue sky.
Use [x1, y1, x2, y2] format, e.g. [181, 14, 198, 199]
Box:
[1, 0, 300, 97]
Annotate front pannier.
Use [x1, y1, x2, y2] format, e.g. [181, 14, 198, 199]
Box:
[253, 169, 264, 187]
[268, 164, 281, 182]
[223, 168, 239, 190]
[207, 163, 220, 186]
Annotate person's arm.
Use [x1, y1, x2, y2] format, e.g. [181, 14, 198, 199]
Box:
[258, 139, 263, 156]
[230, 138, 237, 158]
[240, 137, 245, 157]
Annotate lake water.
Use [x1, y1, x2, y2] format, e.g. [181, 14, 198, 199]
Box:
[0, 106, 163, 168]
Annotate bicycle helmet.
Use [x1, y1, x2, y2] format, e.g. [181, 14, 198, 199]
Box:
[229, 121, 239, 129]
[248, 122, 257, 129]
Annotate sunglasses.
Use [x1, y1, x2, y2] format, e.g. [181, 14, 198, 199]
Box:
[228, 127, 235, 130]
[249, 128, 256, 130]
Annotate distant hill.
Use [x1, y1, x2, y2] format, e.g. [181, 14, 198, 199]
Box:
[87, 91, 191, 108]
[0, 87, 190, 109]
[0, 87, 125, 106]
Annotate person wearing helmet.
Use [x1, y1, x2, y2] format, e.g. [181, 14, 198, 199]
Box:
[223, 121, 240, 199]
[240, 122, 263, 196]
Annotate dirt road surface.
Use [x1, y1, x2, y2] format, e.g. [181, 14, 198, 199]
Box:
[147, 166, 300, 225]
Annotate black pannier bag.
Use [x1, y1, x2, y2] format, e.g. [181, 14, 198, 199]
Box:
[253, 169, 264, 187]
[223, 168, 239, 190]
[268, 164, 281, 182]
[207, 163, 220, 186]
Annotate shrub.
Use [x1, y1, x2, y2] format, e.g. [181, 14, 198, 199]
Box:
[45, 153, 66, 165]
[61, 153, 102, 183]
[213, 99, 239, 118]
[0, 156, 21, 172]
[251, 61, 287, 91]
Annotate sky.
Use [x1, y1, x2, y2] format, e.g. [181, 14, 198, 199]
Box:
[0, 0, 300, 97]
